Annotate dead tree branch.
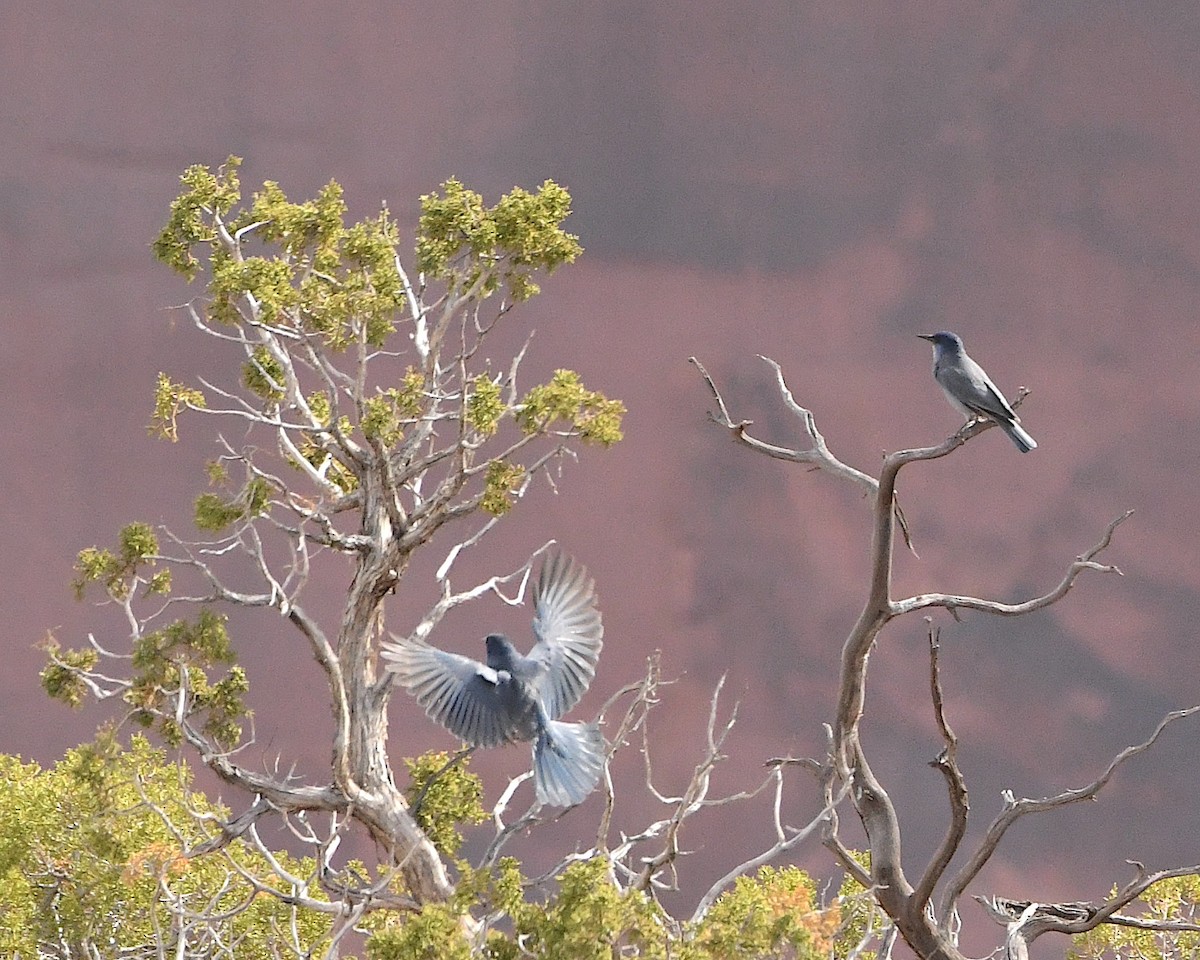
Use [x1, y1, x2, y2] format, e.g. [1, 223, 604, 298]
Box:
[695, 355, 1200, 960]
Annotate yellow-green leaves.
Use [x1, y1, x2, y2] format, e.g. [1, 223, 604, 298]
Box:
[365, 903, 474, 960]
[194, 476, 273, 532]
[687, 866, 839, 960]
[154, 159, 406, 347]
[0, 737, 332, 960]
[417, 178, 582, 301]
[301, 212, 406, 348]
[481, 460, 526, 516]
[518, 369, 626, 446]
[72, 522, 160, 601]
[39, 640, 98, 707]
[126, 610, 246, 748]
[242, 345, 286, 400]
[502, 857, 669, 960]
[465, 374, 504, 436]
[358, 370, 428, 447]
[415, 178, 489, 276]
[150, 373, 206, 441]
[152, 156, 242, 278]
[402, 751, 487, 856]
[243, 178, 346, 261]
[1072, 875, 1200, 960]
[210, 255, 299, 326]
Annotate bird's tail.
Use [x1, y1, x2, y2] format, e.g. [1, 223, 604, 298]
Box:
[1002, 419, 1038, 453]
[533, 720, 605, 807]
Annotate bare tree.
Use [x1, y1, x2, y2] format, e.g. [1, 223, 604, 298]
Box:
[693, 354, 1200, 960]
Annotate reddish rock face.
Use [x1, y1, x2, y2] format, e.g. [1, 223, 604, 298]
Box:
[4, 4, 1199, 945]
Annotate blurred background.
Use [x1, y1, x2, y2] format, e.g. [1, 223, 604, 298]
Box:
[3, 1, 1199, 951]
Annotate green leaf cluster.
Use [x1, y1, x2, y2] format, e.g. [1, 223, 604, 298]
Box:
[687, 866, 839, 960]
[0, 736, 331, 960]
[829, 850, 877, 960]
[368, 855, 849, 960]
[1071, 875, 1200, 960]
[153, 158, 405, 348]
[149, 372, 206, 441]
[38, 640, 98, 707]
[362, 371, 425, 447]
[517, 369, 626, 446]
[481, 460, 526, 516]
[194, 475, 273, 532]
[151, 156, 242, 277]
[500, 856, 670, 960]
[124, 609, 247, 747]
[466, 374, 505, 436]
[416, 178, 582, 302]
[242, 344, 286, 400]
[402, 751, 488, 856]
[72, 521, 160, 600]
[210, 254, 300, 326]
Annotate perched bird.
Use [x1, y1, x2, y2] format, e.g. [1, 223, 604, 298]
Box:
[381, 553, 605, 807]
[918, 331, 1037, 453]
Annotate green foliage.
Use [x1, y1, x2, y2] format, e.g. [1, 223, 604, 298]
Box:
[151, 156, 242, 277]
[466, 374, 505, 436]
[828, 849, 877, 960]
[39, 639, 98, 707]
[402, 751, 488, 856]
[361, 375, 426, 447]
[481, 460, 526, 516]
[72, 522, 160, 600]
[154, 158, 406, 349]
[1071, 875, 1200, 960]
[0, 736, 331, 960]
[194, 476, 273, 532]
[451, 855, 526, 917]
[416, 177, 582, 301]
[210, 255, 300, 326]
[503, 857, 669, 960]
[294, 430, 359, 492]
[366, 902, 475, 960]
[150, 372, 206, 441]
[244, 178, 346, 260]
[242, 344, 286, 400]
[518, 369, 626, 446]
[687, 865, 839, 960]
[124, 609, 246, 747]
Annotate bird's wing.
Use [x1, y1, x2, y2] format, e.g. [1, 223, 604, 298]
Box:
[526, 553, 604, 720]
[380, 637, 514, 747]
[939, 357, 1019, 422]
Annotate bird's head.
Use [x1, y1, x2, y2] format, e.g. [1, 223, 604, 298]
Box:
[485, 633, 519, 672]
[918, 331, 964, 354]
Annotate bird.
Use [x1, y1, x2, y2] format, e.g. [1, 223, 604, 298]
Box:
[380, 553, 605, 807]
[918, 331, 1037, 453]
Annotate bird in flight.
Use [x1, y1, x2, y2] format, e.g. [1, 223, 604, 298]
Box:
[919, 331, 1037, 453]
[381, 553, 606, 807]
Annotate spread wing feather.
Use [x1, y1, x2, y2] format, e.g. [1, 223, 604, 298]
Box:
[527, 553, 604, 721]
[380, 637, 514, 748]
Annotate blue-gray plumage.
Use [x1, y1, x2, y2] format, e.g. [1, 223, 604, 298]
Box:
[381, 553, 605, 807]
[918, 332, 1037, 453]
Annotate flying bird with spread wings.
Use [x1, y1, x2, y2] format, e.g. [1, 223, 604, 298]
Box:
[381, 553, 606, 807]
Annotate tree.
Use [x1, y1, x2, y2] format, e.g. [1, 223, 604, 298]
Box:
[0, 736, 334, 959]
[40, 161, 868, 957]
[693, 355, 1200, 960]
[44, 154, 628, 892]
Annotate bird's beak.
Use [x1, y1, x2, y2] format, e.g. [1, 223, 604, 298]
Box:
[917, 334, 935, 342]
